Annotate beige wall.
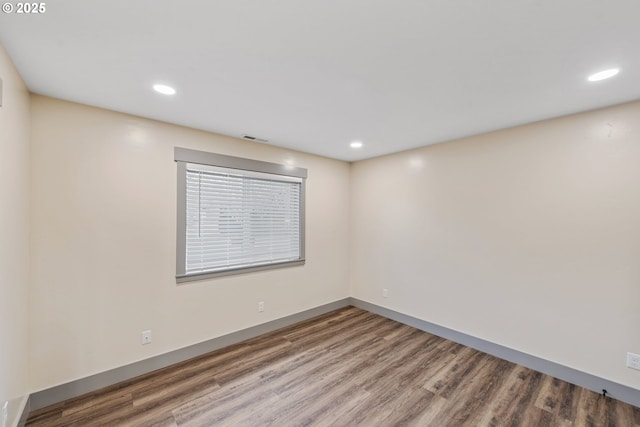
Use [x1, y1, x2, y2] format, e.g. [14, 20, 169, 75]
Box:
[0, 45, 30, 423]
[29, 96, 350, 391]
[350, 101, 640, 390]
[9, 49, 640, 399]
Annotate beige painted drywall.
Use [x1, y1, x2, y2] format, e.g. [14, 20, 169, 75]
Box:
[0, 44, 30, 425]
[28, 96, 350, 391]
[350, 100, 640, 390]
[16, 57, 640, 398]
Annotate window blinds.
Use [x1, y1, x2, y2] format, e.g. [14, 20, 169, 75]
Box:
[185, 163, 302, 274]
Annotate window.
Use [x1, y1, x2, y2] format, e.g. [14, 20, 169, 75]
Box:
[175, 148, 306, 282]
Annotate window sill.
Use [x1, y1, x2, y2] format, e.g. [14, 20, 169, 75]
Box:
[176, 259, 306, 283]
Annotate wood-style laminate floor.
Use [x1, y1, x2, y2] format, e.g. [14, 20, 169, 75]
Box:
[27, 307, 640, 427]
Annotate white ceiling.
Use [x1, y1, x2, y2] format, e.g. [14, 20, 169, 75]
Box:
[1, 0, 638, 161]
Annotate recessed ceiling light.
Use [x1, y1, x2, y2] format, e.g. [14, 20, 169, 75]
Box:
[587, 68, 620, 82]
[350, 141, 363, 148]
[153, 84, 176, 95]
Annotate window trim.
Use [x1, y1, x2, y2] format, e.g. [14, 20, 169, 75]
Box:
[174, 147, 306, 283]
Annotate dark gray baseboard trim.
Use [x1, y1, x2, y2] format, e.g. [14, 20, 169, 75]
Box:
[29, 298, 351, 411]
[17, 396, 29, 427]
[350, 297, 640, 408]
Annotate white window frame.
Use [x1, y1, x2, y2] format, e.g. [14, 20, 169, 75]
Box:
[174, 147, 306, 283]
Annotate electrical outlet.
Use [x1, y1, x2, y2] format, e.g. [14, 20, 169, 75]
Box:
[382, 288, 389, 298]
[627, 352, 640, 370]
[141, 330, 152, 345]
[258, 301, 265, 312]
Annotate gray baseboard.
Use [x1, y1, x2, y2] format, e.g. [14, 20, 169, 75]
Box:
[16, 396, 29, 427]
[29, 298, 351, 411]
[349, 297, 640, 408]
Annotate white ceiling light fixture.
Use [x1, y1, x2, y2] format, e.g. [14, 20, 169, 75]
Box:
[350, 141, 363, 149]
[587, 68, 620, 82]
[153, 83, 177, 95]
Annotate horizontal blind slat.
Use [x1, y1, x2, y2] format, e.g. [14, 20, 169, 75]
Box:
[185, 167, 302, 274]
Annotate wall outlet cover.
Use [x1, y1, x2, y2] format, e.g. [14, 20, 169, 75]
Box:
[627, 352, 640, 370]
[141, 330, 152, 345]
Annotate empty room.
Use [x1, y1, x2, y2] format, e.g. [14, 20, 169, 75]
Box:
[1, 1, 639, 426]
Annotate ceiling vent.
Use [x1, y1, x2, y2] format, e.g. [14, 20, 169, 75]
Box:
[242, 135, 269, 143]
